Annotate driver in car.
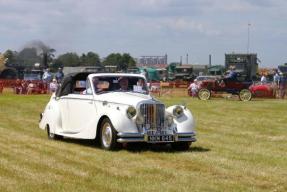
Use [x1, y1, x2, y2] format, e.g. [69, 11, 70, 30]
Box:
[118, 77, 129, 91]
[225, 66, 237, 81]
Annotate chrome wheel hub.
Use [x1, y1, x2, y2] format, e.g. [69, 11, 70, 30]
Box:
[102, 123, 112, 148]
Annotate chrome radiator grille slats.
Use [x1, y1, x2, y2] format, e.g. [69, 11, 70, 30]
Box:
[139, 103, 165, 130]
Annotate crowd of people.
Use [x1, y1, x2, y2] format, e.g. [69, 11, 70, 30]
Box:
[9, 68, 64, 95]
[258, 71, 287, 99]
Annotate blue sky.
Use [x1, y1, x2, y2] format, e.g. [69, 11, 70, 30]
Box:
[0, 0, 286, 67]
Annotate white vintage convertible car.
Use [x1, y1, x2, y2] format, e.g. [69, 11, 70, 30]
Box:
[39, 72, 196, 150]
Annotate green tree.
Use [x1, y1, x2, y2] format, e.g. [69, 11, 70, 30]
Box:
[80, 52, 101, 66]
[17, 48, 41, 67]
[103, 53, 135, 71]
[54, 52, 80, 67]
[103, 53, 121, 66]
[4, 50, 18, 66]
[121, 53, 136, 69]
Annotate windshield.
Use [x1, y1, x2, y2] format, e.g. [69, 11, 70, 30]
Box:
[92, 76, 148, 94]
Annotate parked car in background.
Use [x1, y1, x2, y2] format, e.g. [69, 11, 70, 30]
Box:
[197, 75, 253, 101]
[39, 72, 196, 150]
[249, 82, 276, 98]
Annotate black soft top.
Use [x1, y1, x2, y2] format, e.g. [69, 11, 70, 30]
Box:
[56, 72, 92, 97]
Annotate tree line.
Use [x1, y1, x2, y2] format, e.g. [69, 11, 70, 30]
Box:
[2, 43, 136, 72]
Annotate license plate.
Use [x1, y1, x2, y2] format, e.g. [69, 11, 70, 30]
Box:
[147, 135, 174, 142]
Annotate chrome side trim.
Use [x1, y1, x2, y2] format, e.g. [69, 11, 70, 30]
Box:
[117, 138, 145, 143]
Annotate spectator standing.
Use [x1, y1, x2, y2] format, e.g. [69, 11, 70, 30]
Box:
[273, 71, 280, 98]
[279, 74, 287, 99]
[49, 79, 59, 93]
[260, 74, 267, 84]
[55, 68, 64, 83]
[273, 72, 280, 86]
[42, 68, 52, 83]
[42, 68, 52, 92]
[188, 79, 198, 97]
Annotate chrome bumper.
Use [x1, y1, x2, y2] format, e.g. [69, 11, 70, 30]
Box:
[117, 132, 196, 143]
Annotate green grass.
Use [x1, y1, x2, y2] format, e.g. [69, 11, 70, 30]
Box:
[0, 91, 286, 192]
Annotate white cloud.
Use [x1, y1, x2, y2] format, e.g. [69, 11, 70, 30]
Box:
[0, 0, 286, 66]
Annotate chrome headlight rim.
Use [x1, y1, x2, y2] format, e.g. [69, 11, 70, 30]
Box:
[173, 105, 184, 118]
[126, 106, 137, 119]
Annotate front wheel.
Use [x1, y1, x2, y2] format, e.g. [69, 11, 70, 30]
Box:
[100, 118, 120, 150]
[239, 89, 252, 101]
[171, 142, 191, 151]
[198, 89, 211, 100]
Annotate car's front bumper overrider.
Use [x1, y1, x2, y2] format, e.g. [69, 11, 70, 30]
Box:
[117, 132, 196, 143]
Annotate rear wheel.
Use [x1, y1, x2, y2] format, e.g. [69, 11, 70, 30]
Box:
[198, 89, 211, 100]
[46, 125, 63, 140]
[239, 89, 252, 101]
[100, 118, 120, 150]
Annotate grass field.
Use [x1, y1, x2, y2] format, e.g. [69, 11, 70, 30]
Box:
[0, 91, 286, 192]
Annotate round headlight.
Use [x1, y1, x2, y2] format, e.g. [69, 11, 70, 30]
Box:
[126, 106, 137, 119]
[173, 106, 184, 118]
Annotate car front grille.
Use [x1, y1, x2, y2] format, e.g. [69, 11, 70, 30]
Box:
[139, 103, 165, 131]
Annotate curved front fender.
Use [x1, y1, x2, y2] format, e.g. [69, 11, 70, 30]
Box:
[96, 102, 139, 134]
[166, 105, 196, 133]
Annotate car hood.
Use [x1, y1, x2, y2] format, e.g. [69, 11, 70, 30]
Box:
[95, 92, 156, 106]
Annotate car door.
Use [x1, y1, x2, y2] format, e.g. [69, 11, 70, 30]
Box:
[66, 94, 96, 133]
[58, 96, 70, 131]
[65, 79, 97, 134]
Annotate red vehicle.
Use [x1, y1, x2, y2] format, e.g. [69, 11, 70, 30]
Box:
[197, 77, 253, 101]
[249, 83, 276, 98]
[0, 80, 3, 93]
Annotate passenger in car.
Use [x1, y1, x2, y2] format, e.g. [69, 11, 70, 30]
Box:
[82, 77, 99, 94]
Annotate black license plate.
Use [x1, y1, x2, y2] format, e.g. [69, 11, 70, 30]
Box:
[147, 135, 174, 142]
